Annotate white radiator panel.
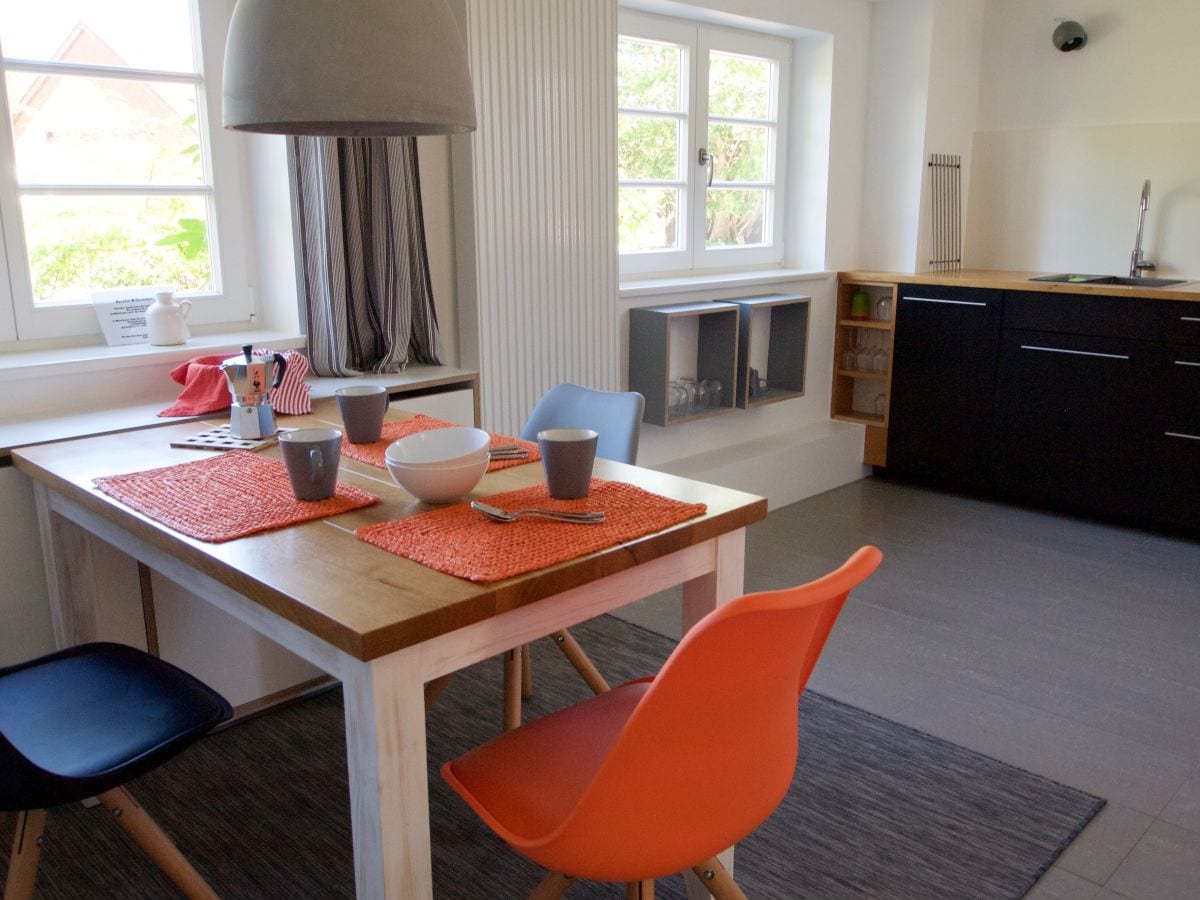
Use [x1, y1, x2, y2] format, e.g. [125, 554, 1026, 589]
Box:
[465, 0, 618, 435]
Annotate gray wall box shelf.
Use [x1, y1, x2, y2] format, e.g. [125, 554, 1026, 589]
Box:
[629, 302, 740, 427]
[729, 294, 811, 408]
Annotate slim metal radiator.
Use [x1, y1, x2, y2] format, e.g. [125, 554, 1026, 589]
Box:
[464, 0, 619, 436]
[928, 153, 962, 272]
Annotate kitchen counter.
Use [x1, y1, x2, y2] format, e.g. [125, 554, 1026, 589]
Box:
[840, 268, 1200, 302]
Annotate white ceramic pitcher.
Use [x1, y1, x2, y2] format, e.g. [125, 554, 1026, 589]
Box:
[146, 291, 192, 345]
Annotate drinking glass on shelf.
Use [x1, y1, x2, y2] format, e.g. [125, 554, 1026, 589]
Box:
[856, 331, 875, 371]
[872, 339, 888, 373]
[874, 392, 886, 417]
[669, 381, 687, 418]
[700, 379, 722, 408]
[874, 295, 892, 322]
[842, 337, 858, 370]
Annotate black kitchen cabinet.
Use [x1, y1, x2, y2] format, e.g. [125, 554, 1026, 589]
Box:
[886, 284, 1003, 489]
[991, 327, 1158, 521]
[1143, 342, 1200, 530]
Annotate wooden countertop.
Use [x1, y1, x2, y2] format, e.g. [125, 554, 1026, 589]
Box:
[840, 269, 1200, 303]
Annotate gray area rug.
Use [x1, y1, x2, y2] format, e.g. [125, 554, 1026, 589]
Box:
[3, 615, 1103, 898]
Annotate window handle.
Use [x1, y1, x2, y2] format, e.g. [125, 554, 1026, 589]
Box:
[698, 147, 714, 187]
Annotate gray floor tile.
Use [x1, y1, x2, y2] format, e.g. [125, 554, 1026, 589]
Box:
[1026, 867, 1103, 900]
[1105, 820, 1200, 900]
[1055, 803, 1153, 885]
[1160, 776, 1200, 833]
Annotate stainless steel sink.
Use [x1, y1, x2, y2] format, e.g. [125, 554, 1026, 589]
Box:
[1029, 273, 1188, 288]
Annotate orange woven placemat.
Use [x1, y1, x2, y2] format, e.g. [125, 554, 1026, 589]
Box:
[339, 414, 540, 472]
[94, 450, 378, 543]
[356, 478, 706, 582]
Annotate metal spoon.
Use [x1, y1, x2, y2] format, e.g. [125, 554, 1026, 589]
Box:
[470, 500, 605, 524]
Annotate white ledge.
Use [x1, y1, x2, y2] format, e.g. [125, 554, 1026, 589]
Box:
[619, 268, 830, 299]
[0, 329, 307, 382]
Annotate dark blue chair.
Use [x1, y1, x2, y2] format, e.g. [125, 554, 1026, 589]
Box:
[1, 642, 231, 899]
[500, 383, 645, 729]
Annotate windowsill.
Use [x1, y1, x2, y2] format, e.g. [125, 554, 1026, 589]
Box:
[618, 268, 830, 299]
[0, 327, 307, 383]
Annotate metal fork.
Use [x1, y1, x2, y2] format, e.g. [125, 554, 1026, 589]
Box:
[470, 500, 605, 524]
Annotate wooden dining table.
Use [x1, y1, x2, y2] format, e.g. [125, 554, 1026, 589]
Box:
[12, 399, 767, 899]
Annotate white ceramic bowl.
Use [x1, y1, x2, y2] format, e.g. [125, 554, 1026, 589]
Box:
[386, 454, 489, 503]
[384, 427, 491, 468]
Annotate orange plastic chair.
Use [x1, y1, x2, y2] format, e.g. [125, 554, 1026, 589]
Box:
[442, 546, 882, 898]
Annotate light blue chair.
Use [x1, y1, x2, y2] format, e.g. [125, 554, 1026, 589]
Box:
[519, 383, 645, 465]
[502, 383, 645, 730]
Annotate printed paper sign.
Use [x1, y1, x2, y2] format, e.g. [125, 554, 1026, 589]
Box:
[91, 286, 165, 346]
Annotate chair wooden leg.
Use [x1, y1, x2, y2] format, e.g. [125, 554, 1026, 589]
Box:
[625, 879, 654, 898]
[4, 808, 45, 900]
[689, 857, 747, 900]
[424, 672, 455, 710]
[503, 647, 523, 730]
[530, 871, 575, 899]
[97, 787, 218, 900]
[521, 643, 534, 698]
[551, 628, 610, 694]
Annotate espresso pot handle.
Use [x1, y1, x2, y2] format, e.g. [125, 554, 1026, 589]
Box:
[271, 352, 288, 389]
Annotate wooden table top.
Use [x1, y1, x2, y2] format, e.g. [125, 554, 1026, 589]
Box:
[13, 401, 767, 661]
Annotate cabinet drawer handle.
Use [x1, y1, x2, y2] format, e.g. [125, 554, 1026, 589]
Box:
[1175, 360, 1200, 367]
[1165, 431, 1200, 441]
[1019, 344, 1130, 360]
[901, 296, 988, 307]
[1181, 316, 1200, 323]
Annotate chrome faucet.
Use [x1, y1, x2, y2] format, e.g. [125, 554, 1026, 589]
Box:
[1129, 179, 1156, 277]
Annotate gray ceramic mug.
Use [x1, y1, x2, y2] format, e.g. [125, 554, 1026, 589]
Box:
[537, 428, 599, 499]
[336, 385, 390, 444]
[279, 428, 342, 500]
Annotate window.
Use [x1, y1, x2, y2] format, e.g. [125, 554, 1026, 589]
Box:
[0, 0, 251, 343]
[617, 11, 789, 277]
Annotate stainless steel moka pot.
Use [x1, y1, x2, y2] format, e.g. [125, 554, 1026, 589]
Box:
[220, 344, 287, 439]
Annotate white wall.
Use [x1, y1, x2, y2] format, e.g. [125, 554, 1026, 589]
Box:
[964, 0, 1200, 276]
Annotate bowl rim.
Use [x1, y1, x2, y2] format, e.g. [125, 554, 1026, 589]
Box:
[384, 426, 491, 465]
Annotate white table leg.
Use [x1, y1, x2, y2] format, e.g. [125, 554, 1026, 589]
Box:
[342, 648, 433, 900]
[681, 529, 745, 899]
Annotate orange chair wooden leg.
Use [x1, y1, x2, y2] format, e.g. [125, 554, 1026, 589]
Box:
[97, 787, 218, 900]
[424, 673, 455, 710]
[503, 647, 523, 731]
[530, 871, 575, 899]
[690, 857, 747, 900]
[552, 629, 610, 694]
[521, 643, 534, 698]
[625, 879, 654, 898]
[4, 808, 45, 900]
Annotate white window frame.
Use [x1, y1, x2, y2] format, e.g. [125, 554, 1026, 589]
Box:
[618, 10, 790, 278]
[0, 0, 253, 345]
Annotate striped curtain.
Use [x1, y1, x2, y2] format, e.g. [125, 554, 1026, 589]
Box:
[292, 136, 443, 376]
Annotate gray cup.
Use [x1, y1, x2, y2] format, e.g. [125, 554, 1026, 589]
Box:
[279, 428, 343, 500]
[336, 385, 389, 444]
[538, 428, 599, 499]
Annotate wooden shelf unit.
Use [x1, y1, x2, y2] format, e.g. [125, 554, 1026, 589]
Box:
[832, 277, 896, 466]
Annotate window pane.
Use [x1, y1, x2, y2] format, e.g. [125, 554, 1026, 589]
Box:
[619, 186, 680, 253]
[708, 51, 772, 120]
[707, 122, 768, 183]
[22, 194, 213, 304]
[706, 188, 765, 247]
[7, 73, 203, 185]
[618, 115, 680, 181]
[0, 0, 196, 73]
[617, 37, 682, 112]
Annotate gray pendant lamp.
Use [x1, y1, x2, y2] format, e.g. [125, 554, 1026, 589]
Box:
[222, 0, 476, 136]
